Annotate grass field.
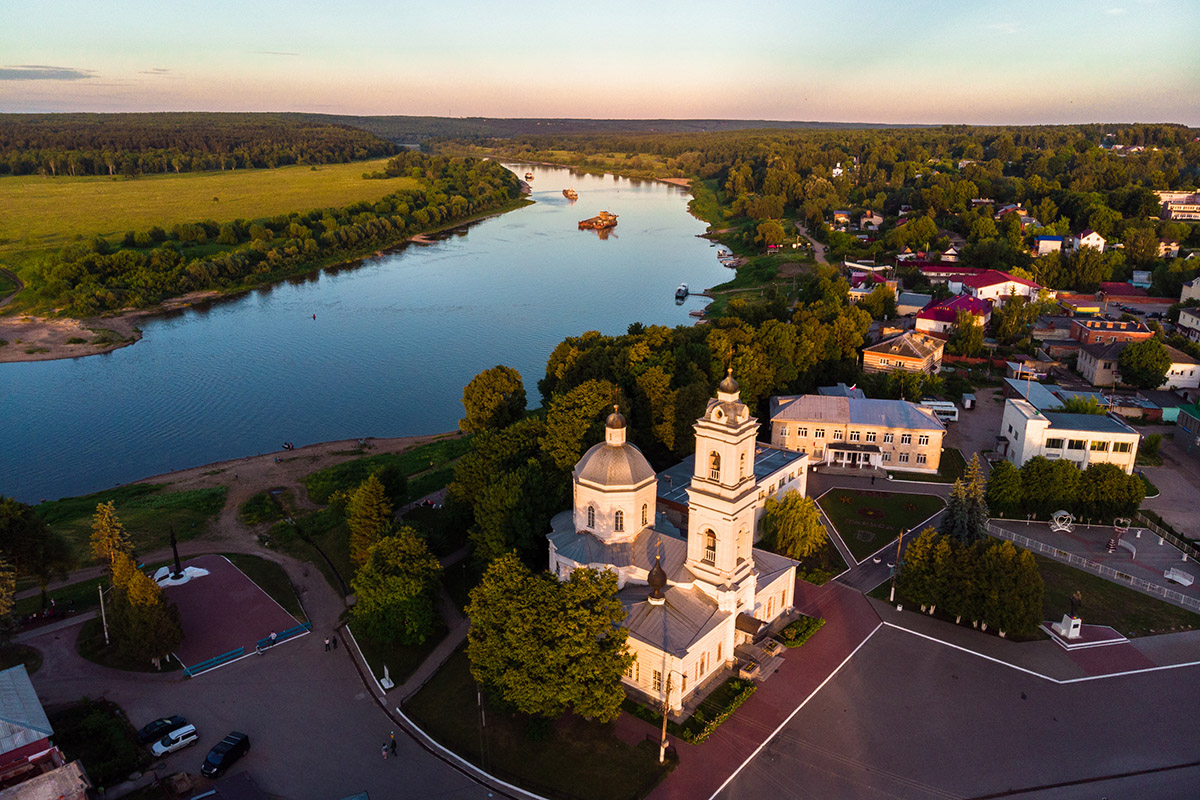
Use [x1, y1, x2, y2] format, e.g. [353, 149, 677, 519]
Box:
[0, 159, 416, 258]
[891, 447, 967, 484]
[406, 649, 670, 800]
[223, 553, 306, 622]
[818, 489, 946, 561]
[35, 483, 227, 562]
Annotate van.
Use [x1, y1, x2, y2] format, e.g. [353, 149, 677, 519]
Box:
[201, 731, 250, 778]
[150, 724, 199, 757]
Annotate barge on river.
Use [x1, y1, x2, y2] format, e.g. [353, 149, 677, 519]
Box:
[578, 211, 618, 230]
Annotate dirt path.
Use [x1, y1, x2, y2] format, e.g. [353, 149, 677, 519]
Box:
[796, 224, 828, 264]
[0, 268, 22, 309]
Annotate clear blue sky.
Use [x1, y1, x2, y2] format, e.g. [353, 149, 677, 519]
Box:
[3, 0, 1198, 125]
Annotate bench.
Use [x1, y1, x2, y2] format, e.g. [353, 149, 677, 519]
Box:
[1164, 567, 1195, 587]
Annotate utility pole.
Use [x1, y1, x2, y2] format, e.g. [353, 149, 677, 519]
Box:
[98, 584, 109, 645]
[659, 672, 673, 764]
[889, 528, 904, 603]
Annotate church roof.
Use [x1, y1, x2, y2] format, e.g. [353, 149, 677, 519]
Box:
[753, 546, 801, 588]
[574, 440, 656, 487]
[548, 519, 692, 581]
[621, 585, 730, 657]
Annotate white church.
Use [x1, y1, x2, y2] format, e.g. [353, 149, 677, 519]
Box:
[548, 373, 798, 713]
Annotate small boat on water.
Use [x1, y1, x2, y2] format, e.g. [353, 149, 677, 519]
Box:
[675, 283, 689, 300]
[563, 188, 578, 200]
[525, 172, 534, 180]
[579, 211, 618, 230]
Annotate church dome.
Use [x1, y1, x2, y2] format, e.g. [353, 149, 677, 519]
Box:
[575, 440, 655, 487]
[647, 555, 667, 601]
[606, 407, 626, 429]
[719, 369, 739, 394]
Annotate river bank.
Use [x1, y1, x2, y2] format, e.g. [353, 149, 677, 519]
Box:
[0, 197, 532, 365]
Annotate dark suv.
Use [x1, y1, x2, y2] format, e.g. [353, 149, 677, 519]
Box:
[200, 731, 250, 778]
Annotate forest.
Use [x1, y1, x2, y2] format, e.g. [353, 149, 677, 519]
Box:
[23, 152, 522, 315]
[0, 112, 397, 176]
[442, 123, 1200, 295]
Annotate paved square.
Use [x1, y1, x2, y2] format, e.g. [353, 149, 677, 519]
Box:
[162, 554, 301, 668]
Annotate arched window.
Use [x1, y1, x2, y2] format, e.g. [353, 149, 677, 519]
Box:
[739, 453, 746, 478]
[703, 530, 717, 564]
[615, 510, 624, 532]
[641, 504, 648, 526]
[709, 451, 721, 481]
[587, 506, 595, 529]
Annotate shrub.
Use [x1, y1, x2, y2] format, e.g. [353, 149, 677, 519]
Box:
[778, 615, 826, 648]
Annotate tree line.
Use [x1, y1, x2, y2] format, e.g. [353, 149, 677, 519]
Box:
[26, 152, 523, 315]
[0, 112, 397, 177]
[986, 458, 1145, 523]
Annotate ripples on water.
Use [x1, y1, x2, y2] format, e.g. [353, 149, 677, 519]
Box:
[0, 165, 730, 502]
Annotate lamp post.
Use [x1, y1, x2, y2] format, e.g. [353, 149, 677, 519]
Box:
[659, 671, 672, 764]
[889, 527, 904, 603]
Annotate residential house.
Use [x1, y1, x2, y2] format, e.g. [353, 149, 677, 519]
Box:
[1077, 341, 1200, 391]
[918, 264, 986, 284]
[940, 245, 960, 262]
[1071, 229, 1106, 252]
[1177, 307, 1200, 343]
[896, 291, 933, 316]
[0, 666, 89, 797]
[1033, 315, 1076, 342]
[1069, 318, 1154, 346]
[1159, 239, 1181, 258]
[997, 399, 1139, 474]
[952, 270, 1045, 306]
[1181, 277, 1200, 303]
[859, 211, 884, 230]
[861, 331, 944, 375]
[1033, 236, 1064, 256]
[832, 210, 850, 228]
[1136, 390, 1191, 424]
[769, 395, 946, 474]
[1176, 401, 1200, 457]
[915, 295, 991, 335]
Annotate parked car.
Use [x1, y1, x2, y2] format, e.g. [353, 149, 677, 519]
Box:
[201, 731, 250, 778]
[151, 724, 199, 757]
[136, 715, 187, 745]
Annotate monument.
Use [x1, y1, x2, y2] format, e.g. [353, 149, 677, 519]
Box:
[1051, 590, 1083, 640]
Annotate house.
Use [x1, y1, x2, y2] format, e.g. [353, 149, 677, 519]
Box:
[915, 295, 991, 335]
[1032, 315, 1076, 342]
[1130, 270, 1153, 289]
[1002, 377, 1062, 411]
[861, 331, 944, 374]
[1177, 307, 1200, 343]
[940, 245, 960, 262]
[1181, 278, 1200, 303]
[0, 666, 88, 796]
[831, 162, 844, 178]
[896, 291, 933, 316]
[1072, 229, 1106, 253]
[1059, 298, 1103, 317]
[859, 212, 883, 230]
[1069, 318, 1154, 346]
[1034, 236, 1064, 256]
[1077, 341, 1200, 391]
[997, 399, 1139, 474]
[919, 264, 986, 284]
[952, 270, 1045, 306]
[1136, 390, 1191, 424]
[832, 210, 850, 227]
[1176, 402, 1200, 457]
[769, 395, 946, 474]
[547, 377, 797, 714]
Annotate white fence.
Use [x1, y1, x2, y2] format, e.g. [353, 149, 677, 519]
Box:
[985, 522, 1200, 612]
[1134, 513, 1200, 562]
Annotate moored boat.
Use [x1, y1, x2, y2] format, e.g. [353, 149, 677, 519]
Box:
[578, 211, 618, 230]
[563, 188, 578, 200]
[675, 283, 689, 300]
[525, 172, 534, 180]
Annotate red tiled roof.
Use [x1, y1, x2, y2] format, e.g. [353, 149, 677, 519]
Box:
[959, 270, 1041, 289]
[1099, 282, 1148, 296]
[917, 295, 992, 323]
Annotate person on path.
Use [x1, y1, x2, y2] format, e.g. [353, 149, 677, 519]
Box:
[324, 637, 331, 651]
[390, 737, 397, 757]
[332, 634, 338, 650]
[381, 743, 388, 760]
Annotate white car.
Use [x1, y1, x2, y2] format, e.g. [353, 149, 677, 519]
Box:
[151, 724, 199, 757]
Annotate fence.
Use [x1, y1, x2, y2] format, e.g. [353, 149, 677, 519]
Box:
[184, 647, 245, 677]
[985, 522, 1200, 612]
[1134, 514, 1200, 563]
[255, 621, 313, 651]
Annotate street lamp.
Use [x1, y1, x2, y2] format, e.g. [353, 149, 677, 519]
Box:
[889, 527, 904, 603]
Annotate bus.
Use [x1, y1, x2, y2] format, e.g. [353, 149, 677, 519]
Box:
[919, 400, 959, 423]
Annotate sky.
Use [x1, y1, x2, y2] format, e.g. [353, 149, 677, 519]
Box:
[3, 0, 1198, 125]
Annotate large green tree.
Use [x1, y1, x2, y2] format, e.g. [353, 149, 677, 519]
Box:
[90, 500, 132, 567]
[350, 527, 442, 645]
[759, 491, 827, 559]
[346, 474, 395, 567]
[460, 365, 527, 434]
[947, 309, 984, 357]
[985, 460, 1022, 518]
[0, 497, 74, 608]
[108, 551, 183, 666]
[1117, 338, 1171, 389]
[467, 553, 631, 721]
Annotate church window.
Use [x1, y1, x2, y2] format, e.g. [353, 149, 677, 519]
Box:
[703, 530, 717, 564]
[767, 595, 775, 618]
[641, 504, 648, 526]
[717, 643, 723, 662]
[709, 451, 721, 480]
[615, 510, 624, 532]
[739, 453, 746, 478]
[625, 655, 639, 681]
[681, 673, 687, 693]
[587, 506, 595, 529]
[652, 670, 663, 692]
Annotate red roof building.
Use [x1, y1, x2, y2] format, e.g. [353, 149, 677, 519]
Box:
[915, 295, 992, 334]
[953, 270, 1045, 305]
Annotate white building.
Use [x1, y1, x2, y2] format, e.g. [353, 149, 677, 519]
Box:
[997, 399, 1140, 474]
[1181, 278, 1200, 303]
[951, 270, 1045, 306]
[1072, 229, 1106, 253]
[1178, 308, 1200, 344]
[547, 375, 798, 713]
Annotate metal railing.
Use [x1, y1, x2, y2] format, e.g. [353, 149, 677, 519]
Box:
[1134, 513, 1200, 562]
[985, 522, 1200, 612]
[255, 621, 313, 651]
[184, 647, 245, 677]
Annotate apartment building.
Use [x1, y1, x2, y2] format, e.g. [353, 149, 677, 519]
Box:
[998, 398, 1139, 474]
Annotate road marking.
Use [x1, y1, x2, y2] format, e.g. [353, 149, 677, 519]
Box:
[706, 621, 883, 800]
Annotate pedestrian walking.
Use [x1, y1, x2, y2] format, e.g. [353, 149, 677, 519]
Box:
[381, 743, 388, 760]
[390, 738, 397, 757]
[332, 635, 338, 650]
[324, 637, 331, 651]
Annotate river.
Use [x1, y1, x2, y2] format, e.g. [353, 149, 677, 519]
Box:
[0, 164, 730, 503]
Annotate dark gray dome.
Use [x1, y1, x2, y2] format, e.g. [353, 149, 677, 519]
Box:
[719, 369, 739, 393]
[647, 555, 667, 599]
[606, 405, 626, 429]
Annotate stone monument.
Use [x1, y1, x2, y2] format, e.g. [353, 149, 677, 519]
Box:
[1051, 590, 1083, 639]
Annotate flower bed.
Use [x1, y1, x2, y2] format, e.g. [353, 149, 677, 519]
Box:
[777, 614, 825, 648]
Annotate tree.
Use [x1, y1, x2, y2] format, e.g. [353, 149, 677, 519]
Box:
[897, 527, 938, 609]
[108, 551, 183, 666]
[755, 220, 786, 247]
[760, 492, 827, 559]
[460, 365, 527, 434]
[350, 527, 442, 644]
[0, 497, 74, 608]
[91, 501, 132, 567]
[1123, 226, 1159, 268]
[346, 474, 395, 567]
[939, 480, 972, 544]
[1055, 396, 1105, 414]
[858, 285, 897, 320]
[540, 380, 616, 471]
[467, 553, 631, 721]
[1078, 463, 1144, 522]
[962, 454, 989, 543]
[1118, 338, 1171, 389]
[985, 460, 1022, 518]
[947, 310, 984, 357]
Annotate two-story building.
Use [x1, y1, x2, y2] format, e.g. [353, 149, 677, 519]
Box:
[1077, 341, 1200, 391]
[915, 295, 992, 335]
[1034, 236, 1064, 256]
[769, 395, 946, 475]
[1069, 318, 1154, 346]
[952, 270, 1045, 306]
[861, 331, 944, 374]
[1071, 229, 1106, 252]
[1177, 307, 1200, 343]
[997, 398, 1140, 474]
